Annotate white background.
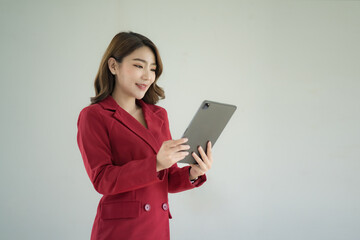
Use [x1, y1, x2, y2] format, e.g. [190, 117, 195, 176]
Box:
[0, 0, 359, 239]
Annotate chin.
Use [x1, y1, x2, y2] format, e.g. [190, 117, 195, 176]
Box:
[135, 94, 146, 100]
[132, 89, 148, 100]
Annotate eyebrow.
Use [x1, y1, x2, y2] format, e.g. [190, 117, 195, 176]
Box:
[132, 58, 157, 66]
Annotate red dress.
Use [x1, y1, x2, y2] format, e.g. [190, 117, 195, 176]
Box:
[77, 95, 206, 240]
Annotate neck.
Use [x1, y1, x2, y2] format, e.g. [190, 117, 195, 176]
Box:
[111, 90, 138, 114]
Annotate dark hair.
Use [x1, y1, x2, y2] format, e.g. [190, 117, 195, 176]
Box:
[90, 31, 164, 104]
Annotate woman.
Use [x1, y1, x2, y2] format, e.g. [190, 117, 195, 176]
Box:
[77, 31, 213, 240]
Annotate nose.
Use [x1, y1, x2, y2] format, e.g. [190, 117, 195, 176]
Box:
[141, 69, 151, 81]
[142, 67, 155, 82]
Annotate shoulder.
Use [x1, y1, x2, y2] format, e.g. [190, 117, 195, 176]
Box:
[143, 101, 168, 117]
[79, 103, 103, 117]
[77, 103, 104, 125]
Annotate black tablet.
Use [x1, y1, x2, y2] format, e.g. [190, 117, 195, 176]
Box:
[179, 100, 237, 164]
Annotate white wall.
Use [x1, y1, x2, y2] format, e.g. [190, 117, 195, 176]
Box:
[1, 0, 359, 239]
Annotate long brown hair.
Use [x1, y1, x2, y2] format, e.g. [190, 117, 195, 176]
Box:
[90, 32, 164, 105]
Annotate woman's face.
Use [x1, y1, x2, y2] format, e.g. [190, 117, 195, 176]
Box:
[110, 46, 157, 100]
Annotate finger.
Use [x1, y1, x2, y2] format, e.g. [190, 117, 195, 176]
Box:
[207, 141, 213, 160]
[205, 142, 213, 167]
[174, 144, 190, 152]
[173, 151, 189, 162]
[198, 146, 208, 162]
[198, 146, 212, 170]
[192, 152, 207, 170]
[169, 138, 188, 148]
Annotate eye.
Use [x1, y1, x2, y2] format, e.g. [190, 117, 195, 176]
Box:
[151, 69, 156, 72]
[134, 64, 143, 69]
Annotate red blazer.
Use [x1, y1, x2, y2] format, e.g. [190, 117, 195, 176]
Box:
[77, 95, 206, 240]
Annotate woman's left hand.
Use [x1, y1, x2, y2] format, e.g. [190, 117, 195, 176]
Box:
[189, 141, 213, 181]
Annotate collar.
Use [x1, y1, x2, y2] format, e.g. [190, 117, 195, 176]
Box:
[98, 95, 164, 153]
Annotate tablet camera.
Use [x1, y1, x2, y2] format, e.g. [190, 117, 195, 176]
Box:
[202, 102, 210, 110]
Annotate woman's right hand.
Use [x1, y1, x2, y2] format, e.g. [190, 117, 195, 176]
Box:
[156, 138, 190, 171]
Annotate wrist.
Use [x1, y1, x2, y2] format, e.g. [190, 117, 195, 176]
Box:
[190, 177, 198, 183]
[189, 167, 198, 181]
[156, 160, 163, 172]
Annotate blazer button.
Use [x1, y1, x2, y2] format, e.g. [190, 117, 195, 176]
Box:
[162, 203, 168, 211]
[144, 204, 151, 212]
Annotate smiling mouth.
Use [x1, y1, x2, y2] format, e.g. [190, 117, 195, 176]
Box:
[136, 83, 147, 90]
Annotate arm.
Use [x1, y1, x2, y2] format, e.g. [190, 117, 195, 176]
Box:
[168, 164, 206, 193]
[159, 109, 207, 193]
[77, 107, 161, 195]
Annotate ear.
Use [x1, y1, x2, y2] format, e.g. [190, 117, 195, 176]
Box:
[108, 57, 118, 75]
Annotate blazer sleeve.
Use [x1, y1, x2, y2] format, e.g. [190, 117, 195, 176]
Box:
[160, 109, 207, 193]
[167, 164, 206, 193]
[77, 106, 162, 195]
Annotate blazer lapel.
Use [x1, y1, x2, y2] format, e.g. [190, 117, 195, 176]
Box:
[138, 99, 165, 147]
[99, 95, 163, 153]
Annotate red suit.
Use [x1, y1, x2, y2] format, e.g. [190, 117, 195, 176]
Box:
[77, 95, 206, 240]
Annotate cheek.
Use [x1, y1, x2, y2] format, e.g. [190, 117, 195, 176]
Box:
[125, 67, 137, 76]
[151, 72, 156, 82]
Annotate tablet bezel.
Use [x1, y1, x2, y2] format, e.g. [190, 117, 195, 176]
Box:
[179, 100, 237, 164]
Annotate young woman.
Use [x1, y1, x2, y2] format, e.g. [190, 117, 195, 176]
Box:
[77, 32, 213, 240]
